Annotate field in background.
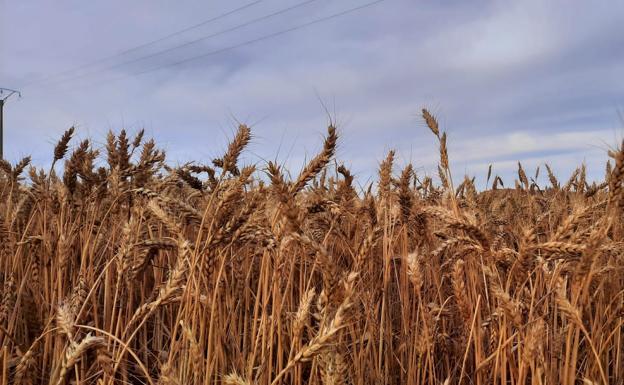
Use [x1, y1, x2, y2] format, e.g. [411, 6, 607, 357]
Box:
[0, 110, 622, 385]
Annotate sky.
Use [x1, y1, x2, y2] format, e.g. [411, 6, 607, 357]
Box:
[1, 0, 623, 188]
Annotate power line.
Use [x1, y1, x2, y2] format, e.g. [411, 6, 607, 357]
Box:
[104, 1, 263, 58]
[128, 1, 386, 78]
[33, 0, 320, 89]
[66, 0, 386, 90]
[20, 1, 262, 88]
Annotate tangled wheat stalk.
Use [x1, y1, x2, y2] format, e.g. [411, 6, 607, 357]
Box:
[0, 115, 622, 385]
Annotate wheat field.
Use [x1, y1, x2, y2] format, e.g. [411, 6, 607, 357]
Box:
[0, 109, 622, 385]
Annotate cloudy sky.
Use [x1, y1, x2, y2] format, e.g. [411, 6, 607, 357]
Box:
[1, 0, 623, 187]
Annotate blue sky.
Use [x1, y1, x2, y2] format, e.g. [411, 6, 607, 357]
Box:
[1, 0, 623, 186]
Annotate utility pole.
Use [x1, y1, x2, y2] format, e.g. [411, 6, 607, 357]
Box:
[0, 88, 21, 159]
